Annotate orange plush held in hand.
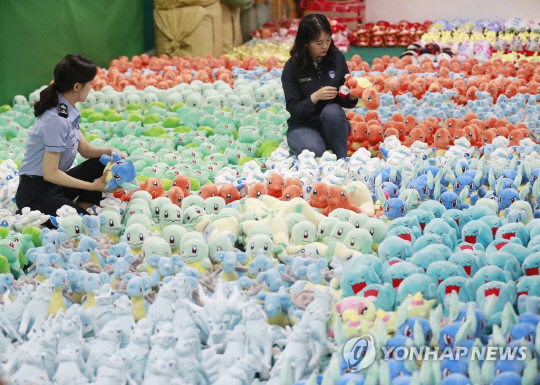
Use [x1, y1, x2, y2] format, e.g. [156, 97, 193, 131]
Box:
[344, 74, 380, 110]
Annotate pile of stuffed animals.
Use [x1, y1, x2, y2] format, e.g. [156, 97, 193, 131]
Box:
[351, 20, 432, 48]
[1, 40, 540, 384]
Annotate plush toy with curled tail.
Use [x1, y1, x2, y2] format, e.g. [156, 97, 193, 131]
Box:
[98, 153, 140, 191]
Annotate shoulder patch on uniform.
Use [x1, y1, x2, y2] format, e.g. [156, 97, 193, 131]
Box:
[58, 103, 69, 118]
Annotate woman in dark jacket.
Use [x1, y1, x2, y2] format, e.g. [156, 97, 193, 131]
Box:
[281, 14, 358, 159]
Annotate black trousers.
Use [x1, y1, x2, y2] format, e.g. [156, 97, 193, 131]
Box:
[16, 158, 106, 218]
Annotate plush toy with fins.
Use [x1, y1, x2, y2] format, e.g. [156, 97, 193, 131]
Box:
[99, 152, 140, 191]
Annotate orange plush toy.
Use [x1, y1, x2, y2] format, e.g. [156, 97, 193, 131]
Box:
[366, 124, 383, 156]
[248, 183, 268, 198]
[344, 74, 380, 110]
[140, 177, 165, 198]
[433, 128, 452, 155]
[284, 177, 302, 191]
[200, 184, 219, 199]
[309, 181, 329, 211]
[267, 173, 284, 198]
[166, 186, 184, 207]
[282, 185, 303, 201]
[219, 184, 241, 204]
[172, 175, 191, 197]
[323, 186, 361, 216]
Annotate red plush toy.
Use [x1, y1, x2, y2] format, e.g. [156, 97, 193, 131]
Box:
[200, 184, 219, 200]
[166, 186, 184, 207]
[344, 74, 380, 110]
[248, 183, 268, 199]
[219, 184, 241, 204]
[267, 173, 284, 198]
[309, 181, 329, 211]
[172, 175, 191, 197]
[323, 186, 361, 216]
[139, 177, 165, 198]
[282, 185, 303, 201]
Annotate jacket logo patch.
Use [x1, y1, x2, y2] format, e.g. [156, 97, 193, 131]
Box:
[299, 78, 312, 82]
[329, 71, 336, 79]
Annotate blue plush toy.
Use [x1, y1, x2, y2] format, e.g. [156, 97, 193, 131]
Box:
[98, 152, 140, 191]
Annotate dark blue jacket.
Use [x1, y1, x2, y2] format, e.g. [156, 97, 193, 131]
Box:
[281, 48, 356, 131]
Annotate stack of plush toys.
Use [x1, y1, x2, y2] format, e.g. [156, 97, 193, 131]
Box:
[1, 43, 540, 384]
[351, 20, 432, 48]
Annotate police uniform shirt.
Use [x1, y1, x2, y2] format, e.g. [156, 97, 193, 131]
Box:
[19, 94, 81, 176]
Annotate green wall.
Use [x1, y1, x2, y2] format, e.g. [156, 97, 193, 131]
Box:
[0, 0, 146, 106]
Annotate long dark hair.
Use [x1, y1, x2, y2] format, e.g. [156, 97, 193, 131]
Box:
[290, 14, 337, 68]
[34, 54, 97, 117]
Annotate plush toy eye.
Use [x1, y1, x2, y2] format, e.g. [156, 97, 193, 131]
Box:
[250, 243, 255, 250]
[341, 192, 345, 198]
[164, 210, 169, 219]
[444, 333, 453, 345]
[404, 325, 413, 337]
[456, 182, 460, 189]
[139, 233, 144, 241]
[400, 206, 405, 213]
[126, 234, 131, 241]
[263, 243, 269, 251]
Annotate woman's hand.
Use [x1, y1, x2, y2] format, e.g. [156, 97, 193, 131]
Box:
[311, 86, 338, 104]
[108, 148, 126, 159]
[92, 170, 119, 193]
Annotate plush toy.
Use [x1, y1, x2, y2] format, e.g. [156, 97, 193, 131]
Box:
[99, 152, 140, 191]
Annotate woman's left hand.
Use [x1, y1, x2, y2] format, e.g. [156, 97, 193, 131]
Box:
[108, 148, 126, 159]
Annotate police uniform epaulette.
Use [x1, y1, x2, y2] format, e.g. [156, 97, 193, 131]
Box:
[58, 103, 69, 118]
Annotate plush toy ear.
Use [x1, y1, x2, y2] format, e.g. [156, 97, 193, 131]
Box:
[186, 276, 198, 288]
[66, 270, 79, 283]
[236, 252, 248, 265]
[277, 264, 287, 275]
[283, 255, 293, 265]
[316, 258, 327, 270]
[171, 254, 183, 267]
[98, 215, 106, 226]
[279, 292, 291, 308]
[99, 272, 110, 284]
[49, 253, 61, 265]
[123, 273, 134, 283]
[81, 251, 91, 263]
[106, 255, 118, 265]
[214, 251, 225, 263]
[256, 272, 267, 283]
[148, 255, 160, 267]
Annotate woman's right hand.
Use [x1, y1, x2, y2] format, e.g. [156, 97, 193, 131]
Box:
[92, 171, 118, 193]
[311, 86, 338, 103]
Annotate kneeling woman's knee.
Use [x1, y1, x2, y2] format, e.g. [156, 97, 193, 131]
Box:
[321, 103, 345, 120]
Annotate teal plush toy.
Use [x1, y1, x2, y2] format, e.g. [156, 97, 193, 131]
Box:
[160, 225, 187, 255]
[180, 237, 212, 273]
[99, 152, 140, 191]
[396, 273, 438, 304]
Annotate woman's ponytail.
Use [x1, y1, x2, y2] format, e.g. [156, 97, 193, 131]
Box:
[33, 83, 59, 117]
[33, 54, 97, 118]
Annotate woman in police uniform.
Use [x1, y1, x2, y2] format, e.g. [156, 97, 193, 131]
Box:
[282, 14, 358, 159]
[16, 54, 122, 218]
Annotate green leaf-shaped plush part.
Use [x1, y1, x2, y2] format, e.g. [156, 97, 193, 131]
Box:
[173, 126, 191, 133]
[126, 113, 144, 122]
[0, 105, 12, 113]
[143, 126, 167, 137]
[189, 178, 201, 191]
[495, 177, 504, 196]
[143, 114, 162, 125]
[501, 302, 518, 334]
[238, 157, 255, 166]
[79, 108, 95, 119]
[433, 180, 441, 200]
[198, 126, 214, 136]
[232, 130, 238, 140]
[147, 101, 167, 110]
[429, 305, 442, 342]
[523, 360, 538, 385]
[374, 174, 383, 189]
[18, 252, 25, 269]
[105, 112, 123, 122]
[520, 183, 530, 201]
[0, 255, 9, 273]
[136, 175, 149, 183]
[458, 186, 469, 204]
[260, 140, 280, 152]
[87, 113, 106, 123]
[279, 359, 293, 385]
[125, 103, 143, 111]
[84, 134, 101, 143]
[23, 226, 42, 247]
[161, 178, 172, 192]
[171, 102, 186, 112]
[185, 143, 198, 148]
[481, 356, 495, 385]
[163, 116, 181, 128]
[102, 109, 116, 117]
[0, 228, 10, 239]
[262, 147, 277, 157]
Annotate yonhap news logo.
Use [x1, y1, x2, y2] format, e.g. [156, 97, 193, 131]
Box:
[342, 335, 528, 371]
[343, 335, 376, 372]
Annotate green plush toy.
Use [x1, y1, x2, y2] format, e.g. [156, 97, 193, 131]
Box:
[160, 224, 187, 255]
[180, 237, 212, 273]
